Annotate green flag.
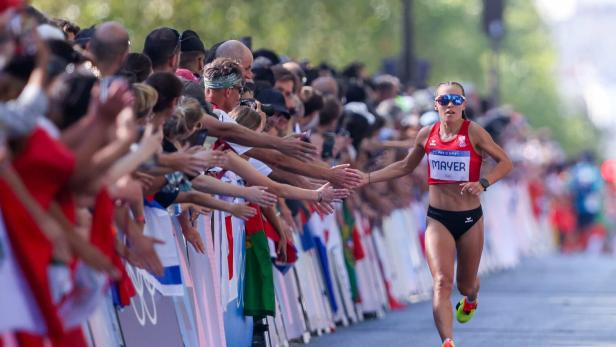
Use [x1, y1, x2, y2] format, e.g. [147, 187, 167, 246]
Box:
[243, 207, 275, 318]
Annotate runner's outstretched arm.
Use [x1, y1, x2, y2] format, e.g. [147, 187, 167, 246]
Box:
[359, 126, 431, 186]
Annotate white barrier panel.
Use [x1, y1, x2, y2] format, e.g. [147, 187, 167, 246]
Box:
[70, 181, 556, 347]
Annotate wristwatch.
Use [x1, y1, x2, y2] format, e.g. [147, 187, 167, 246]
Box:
[479, 178, 490, 191]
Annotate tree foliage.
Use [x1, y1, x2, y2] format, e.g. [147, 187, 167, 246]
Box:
[32, 0, 597, 155]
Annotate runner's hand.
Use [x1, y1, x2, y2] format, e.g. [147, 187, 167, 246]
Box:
[327, 164, 363, 189]
[459, 181, 484, 196]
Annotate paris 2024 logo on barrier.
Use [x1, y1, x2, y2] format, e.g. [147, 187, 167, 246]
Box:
[125, 264, 158, 326]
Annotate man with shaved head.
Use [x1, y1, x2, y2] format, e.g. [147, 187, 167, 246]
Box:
[311, 76, 339, 98]
[215, 39, 254, 82]
[88, 22, 130, 77]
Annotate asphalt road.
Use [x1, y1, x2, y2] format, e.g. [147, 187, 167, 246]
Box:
[306, 255, 616, 347]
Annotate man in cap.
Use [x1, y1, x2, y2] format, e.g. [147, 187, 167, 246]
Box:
[174, 29, 209, 108]
[255, 88, 290, 136]
[176, 29, 206, 82]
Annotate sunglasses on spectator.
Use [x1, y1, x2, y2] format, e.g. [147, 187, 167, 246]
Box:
[435, 94, 465, 106]
[231, 84, 245, 94]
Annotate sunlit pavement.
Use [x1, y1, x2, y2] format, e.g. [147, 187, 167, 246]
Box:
[305, 254, 616, 347]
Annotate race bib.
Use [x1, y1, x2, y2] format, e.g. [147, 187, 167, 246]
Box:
[428, 150, 470, 181]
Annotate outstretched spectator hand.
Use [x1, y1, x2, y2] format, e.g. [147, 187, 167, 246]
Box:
[68, 231, 120, 279]
[94, 79, 133, 122]
[276, 219, 294, 262]
[109, 175, 143, 206]
[311, 200, 336, 215]
[278, 133, 318, 162]
[327, 164, 363, 189]
[188, 204, 212, 222]
[230, 203, 257, 220]
[192, 149, 227, 170]
[182, 225, 205, 254]
[317, 182, 350, 204]
[126, 230, 165, 276]
[133, 171, 156, 192]
[243, 186, 278, 207]
[167, 146, 209, 176]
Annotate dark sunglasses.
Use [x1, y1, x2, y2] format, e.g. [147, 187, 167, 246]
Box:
[232, 84, 245, 94]
[435, 94, 466, 106]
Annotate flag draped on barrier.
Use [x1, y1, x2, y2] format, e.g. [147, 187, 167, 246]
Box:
[243, 205, 276, 318]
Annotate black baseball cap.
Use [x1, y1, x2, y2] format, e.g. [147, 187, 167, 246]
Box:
[255, 88, 289, 116]
[180, 30, 206, 54]
[74, 25, 96, 49]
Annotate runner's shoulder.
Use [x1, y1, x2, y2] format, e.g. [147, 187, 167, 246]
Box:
[467, 120, 491, 142]
[415, 125, 434, 148]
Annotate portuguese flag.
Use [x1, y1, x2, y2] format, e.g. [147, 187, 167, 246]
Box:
[341, 202, 363, 303]
[243, 204, 275, 318]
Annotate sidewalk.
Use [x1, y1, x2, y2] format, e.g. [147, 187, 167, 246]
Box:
[305, 255, 616, 347]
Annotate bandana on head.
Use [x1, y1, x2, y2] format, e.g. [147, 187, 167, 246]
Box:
[203, 73, 243, 89]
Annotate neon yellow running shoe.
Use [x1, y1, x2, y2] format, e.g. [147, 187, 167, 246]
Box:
[455, 297, 478, 323]
[441, 338, 455, 347]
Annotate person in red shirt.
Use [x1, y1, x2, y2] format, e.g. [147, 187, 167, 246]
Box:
[355, 82, 512, 347]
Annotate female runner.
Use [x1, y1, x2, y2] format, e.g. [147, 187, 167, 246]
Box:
[357, 81, 512, 347]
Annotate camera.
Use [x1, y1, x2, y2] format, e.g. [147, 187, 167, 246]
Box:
[260, 104, 275, 117]
[322, 132, 336, 159]
[239, 98, 257, 109]
[239, 98, 275, 117]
